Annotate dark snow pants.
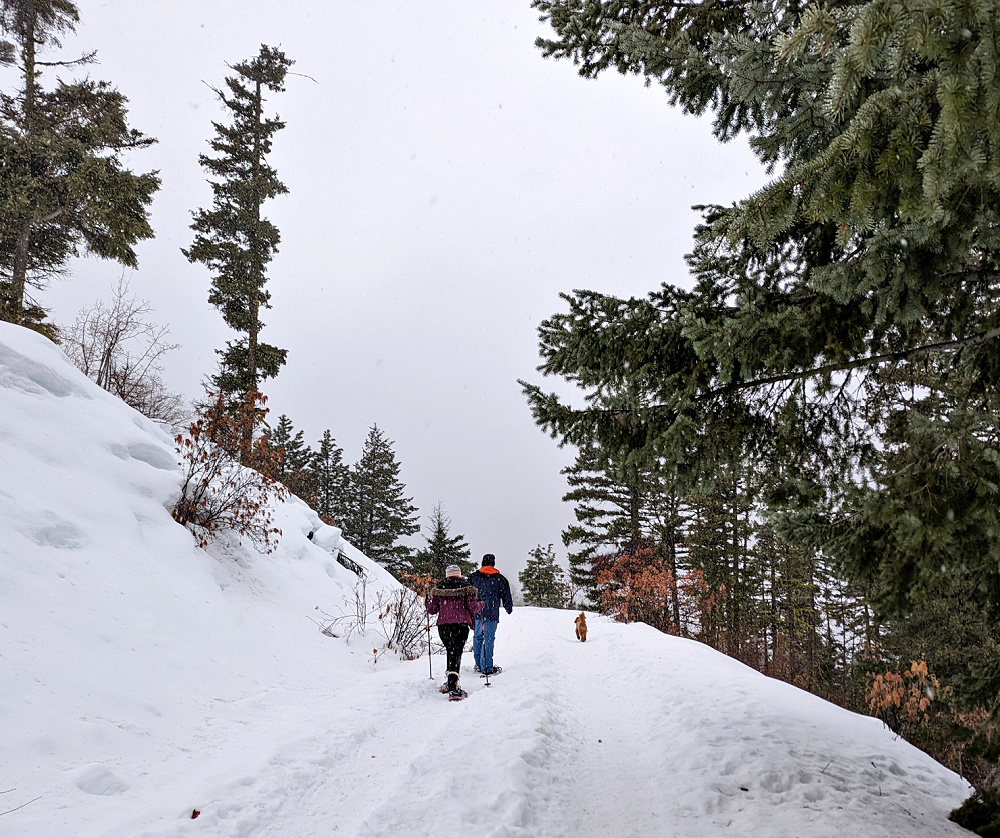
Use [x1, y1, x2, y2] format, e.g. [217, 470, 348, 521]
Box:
[437, 623, 470, 686]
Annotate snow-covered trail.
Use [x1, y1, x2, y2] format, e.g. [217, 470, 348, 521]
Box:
[112, 608, 969, 838]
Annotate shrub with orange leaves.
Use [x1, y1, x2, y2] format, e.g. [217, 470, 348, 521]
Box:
[171, 391, 287, 553]
[597, 548, 678, 634]
[677, 568, 726, 644]
[399, 571, 434, 599]
[868, 660, 941, 729]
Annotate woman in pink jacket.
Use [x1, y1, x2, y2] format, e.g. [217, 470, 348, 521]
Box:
[426, 565, 483, 699]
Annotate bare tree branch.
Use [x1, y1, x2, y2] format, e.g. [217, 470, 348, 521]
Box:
[62, 276, 189, 428]
[703, 326, 1000, 399]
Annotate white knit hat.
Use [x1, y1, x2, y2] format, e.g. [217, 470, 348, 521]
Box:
[445, 565, 462, 577]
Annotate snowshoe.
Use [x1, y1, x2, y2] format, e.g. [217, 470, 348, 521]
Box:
[448, 688, 468, 701]
[480, 665, 502, 677]
[439, 682, 450, 694]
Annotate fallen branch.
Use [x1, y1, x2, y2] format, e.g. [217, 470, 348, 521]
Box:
[0, 795, 42, 817]
[892, 801, 915, 819]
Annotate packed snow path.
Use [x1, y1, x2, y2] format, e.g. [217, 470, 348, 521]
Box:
[68, 609, 966, 838]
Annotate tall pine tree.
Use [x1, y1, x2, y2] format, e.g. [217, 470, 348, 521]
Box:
[339, 424, 420, 576]
[0, 0, 159, 335]
[685, 463, 765, 666]
[412, 502, 473, 578]
[562, 442, 646, 591]
[311, 429, 349, 527]
[184, 45, 291, 415]
[266, 413, 314, 503]
[562, 439, 685, 619]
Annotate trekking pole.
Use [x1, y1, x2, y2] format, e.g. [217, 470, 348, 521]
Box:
[484, 666, 491, 688]
[426, 614, 433, 680]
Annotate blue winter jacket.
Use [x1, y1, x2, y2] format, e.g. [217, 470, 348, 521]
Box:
[469, 566, 513, 622]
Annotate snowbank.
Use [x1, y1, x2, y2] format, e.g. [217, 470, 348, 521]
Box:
[0, 324, 395, 836]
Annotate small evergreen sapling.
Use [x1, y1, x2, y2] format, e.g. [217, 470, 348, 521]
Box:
[338, 424, 419, 577]
[412, 502, 473, 577]
[311, 429, 349, 526]
[266, 414, 316, 505]
[519, 544, 570, 609]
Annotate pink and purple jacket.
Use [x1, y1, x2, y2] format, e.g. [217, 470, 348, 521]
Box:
[426, 576, 483, 626]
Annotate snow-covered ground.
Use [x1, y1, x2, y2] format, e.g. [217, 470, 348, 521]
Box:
[0, 323, 973, 837]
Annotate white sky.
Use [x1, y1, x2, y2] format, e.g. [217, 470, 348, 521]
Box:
[44, 0, 768, 579]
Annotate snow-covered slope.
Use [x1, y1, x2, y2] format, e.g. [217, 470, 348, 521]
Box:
[0, 323, 973, 837]
[0, 323, 396, 836]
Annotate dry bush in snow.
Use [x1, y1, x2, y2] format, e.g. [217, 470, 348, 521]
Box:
[172, 392, 287, 553]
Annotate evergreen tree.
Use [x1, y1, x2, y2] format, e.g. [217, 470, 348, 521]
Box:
[412, 502, 473, 578]
[266, 414, 293, 476]
[811, 554, 875, 707]
[184, 45, 291, 412]
[265, 413, 314, 503]
[754, 520, 834, 693]
[519, 543, 569, 609]
[650, 490, 686, 634]
[562, 439, 685, 620]
[524, 0, 1000, 710]
[311, 429, 349, 526]
[561, 442, 646, 594]
[0, 0, 159, 335]
[684, 464, 765, 665]
[339, 424, 419, 576]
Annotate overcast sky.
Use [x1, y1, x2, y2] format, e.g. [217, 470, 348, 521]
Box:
[45, 1, 768, 583]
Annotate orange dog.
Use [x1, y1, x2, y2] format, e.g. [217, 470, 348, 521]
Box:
[574, 611, 588, 642]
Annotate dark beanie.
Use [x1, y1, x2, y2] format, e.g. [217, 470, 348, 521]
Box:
[482, 553, 496, 567]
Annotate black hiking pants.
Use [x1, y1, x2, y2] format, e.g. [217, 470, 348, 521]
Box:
[437, 623, 470, 684]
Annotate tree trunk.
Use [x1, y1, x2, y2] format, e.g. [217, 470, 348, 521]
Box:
[9, 221, 32, 323]
[805, 552, 817, 691]
[628, 485, 642, 552]
[240, 78, 265, 457]
[8, 14, 38, 324]
[666, 507, 682, 635]
[768, 557, 778, 676]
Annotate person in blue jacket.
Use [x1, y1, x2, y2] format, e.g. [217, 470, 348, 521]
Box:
[468, 553, 513, 676]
